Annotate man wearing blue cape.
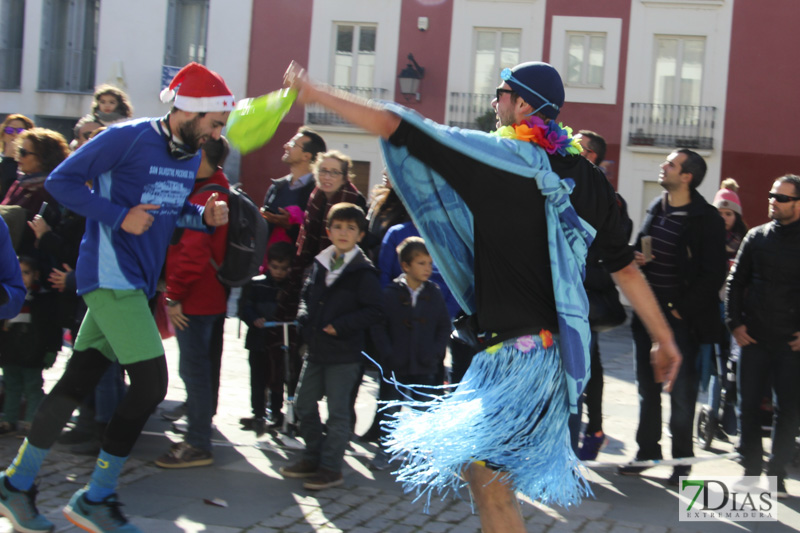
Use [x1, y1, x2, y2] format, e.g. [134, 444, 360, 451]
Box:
[285, 61, 681, 533]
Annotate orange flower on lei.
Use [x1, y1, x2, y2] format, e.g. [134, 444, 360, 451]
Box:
[539, 329, 554, 349]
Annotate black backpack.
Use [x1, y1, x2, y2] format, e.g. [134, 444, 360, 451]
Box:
[197, 183, 268, 287]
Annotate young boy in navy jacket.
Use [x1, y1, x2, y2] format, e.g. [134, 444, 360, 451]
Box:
[238, 241, 294, 434]
[370, 237, 451, 469]
[279, 203, 382, 490]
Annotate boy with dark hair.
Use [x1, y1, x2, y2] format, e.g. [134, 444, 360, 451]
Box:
[370, 237, 451, 470]
[279, 202, 382, 490]
[238, 241, 295, 434]
[0, 257, 61, 437]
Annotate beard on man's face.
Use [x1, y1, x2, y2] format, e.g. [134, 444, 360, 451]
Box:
[178, 116, 203, 154]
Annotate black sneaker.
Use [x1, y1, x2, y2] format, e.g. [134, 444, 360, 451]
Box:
[777, 477, 789, 499]
[617, 463, 651, 476]
[303, 468, 343, 491]
[279, 459, 318, 479]
[160, 403, 187, 422]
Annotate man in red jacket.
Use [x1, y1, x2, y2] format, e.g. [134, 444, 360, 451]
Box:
[156, 136, 231, 468]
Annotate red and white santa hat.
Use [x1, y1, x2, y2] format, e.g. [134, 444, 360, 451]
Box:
[159, 62, 235, 113]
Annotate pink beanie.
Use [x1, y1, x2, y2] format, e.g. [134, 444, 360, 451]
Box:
[713, 188, 742, 215]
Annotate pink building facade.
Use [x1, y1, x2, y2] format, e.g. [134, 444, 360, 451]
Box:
[241, 0, 798, 228]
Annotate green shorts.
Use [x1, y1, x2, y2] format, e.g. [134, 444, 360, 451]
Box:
[73, 289, 164, 365]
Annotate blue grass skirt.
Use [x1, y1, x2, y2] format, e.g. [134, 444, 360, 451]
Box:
[383, 333, 591, 509]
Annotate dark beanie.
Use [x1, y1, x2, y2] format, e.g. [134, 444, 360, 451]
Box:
[504, 62, 565, 120]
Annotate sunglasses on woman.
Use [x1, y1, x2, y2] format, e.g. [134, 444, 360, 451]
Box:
[768, 192, 800, 203]
[3, 126, 25, 135]
[17, 148, 36, 158]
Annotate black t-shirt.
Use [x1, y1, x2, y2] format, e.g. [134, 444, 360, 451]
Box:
[388, 119, 633, 334]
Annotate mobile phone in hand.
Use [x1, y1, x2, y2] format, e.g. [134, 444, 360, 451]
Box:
[641, 235, 653, 263]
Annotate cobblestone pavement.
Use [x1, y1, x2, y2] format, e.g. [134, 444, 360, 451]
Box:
[0, 316, 797, 532]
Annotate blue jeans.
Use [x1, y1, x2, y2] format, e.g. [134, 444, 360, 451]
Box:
[295, 360, 361, 472]
[631, 306, 699, 469]
[738, 341, 800, 477]
[177, 313, 223, 451]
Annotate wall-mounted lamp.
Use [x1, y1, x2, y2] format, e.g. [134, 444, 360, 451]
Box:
[397, 53, 425, 102]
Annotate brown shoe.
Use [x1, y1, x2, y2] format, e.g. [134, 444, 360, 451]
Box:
[279, 459, 318, 478]
[303, 468, 343, 490]
[155, 441, 213, 469]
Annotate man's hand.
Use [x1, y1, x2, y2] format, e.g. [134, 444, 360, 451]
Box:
[732, 324, 757, 347]
[167, 301, 189, 331]
[284, 61, 316, 105]
[27, 215, 51, 239]
[789, 332, 800, 352]
[121, 204, 160, 234]
[323, 324, 337, 336]
[203, 192, 229, 227]
[650, 339, 682, 392]
[262, 208, 290, 228]
[254, 317, 266, 328]
[48, 263, 73, 292]
[633, 251, 655, 266]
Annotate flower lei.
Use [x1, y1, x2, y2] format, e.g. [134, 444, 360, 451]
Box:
[493, 115, 582, 157]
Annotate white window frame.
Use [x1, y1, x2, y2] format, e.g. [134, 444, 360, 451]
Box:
[164, 0, 209, 67]
[652, 35, 705, 107]
[564, 32, 606, 88]
[550, 16, 622, 105]
[38, 0, 99, 93]
[470, 28, 521, 96]
[330, 23, 377, 89]
[0, 0, 24, 91]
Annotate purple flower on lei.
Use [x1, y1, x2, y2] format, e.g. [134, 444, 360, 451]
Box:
[514, 335, 537, 353]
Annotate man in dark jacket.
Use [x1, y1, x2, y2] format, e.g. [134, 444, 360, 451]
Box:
[279, 203, 382, 491]
[726, 174, 800, 498]
[621, 149, 727, 484]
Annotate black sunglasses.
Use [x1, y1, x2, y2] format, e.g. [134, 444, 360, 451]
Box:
[769, 192, 800, 203]
[17, 147, 36, 158]
[496, 88, 514, 101]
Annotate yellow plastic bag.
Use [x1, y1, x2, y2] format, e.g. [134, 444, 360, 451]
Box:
[226, 88, 297, 155]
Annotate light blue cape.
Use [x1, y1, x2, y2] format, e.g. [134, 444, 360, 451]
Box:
[379, 103, 595, 413]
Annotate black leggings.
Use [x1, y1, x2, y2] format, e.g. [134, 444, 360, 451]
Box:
[29, 349, 168, 457]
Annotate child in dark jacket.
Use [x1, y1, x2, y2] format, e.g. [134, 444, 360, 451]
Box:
[279, 203, 382, 490]
[369, 237, 451, 469]
[0, 256, 62, 436]
[238, 241, 294, 434]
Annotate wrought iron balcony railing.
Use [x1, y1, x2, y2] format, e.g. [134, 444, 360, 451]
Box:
[448, 92, 495, 131]
[305, 86, 388, 127]
[628, 103, 716, 150]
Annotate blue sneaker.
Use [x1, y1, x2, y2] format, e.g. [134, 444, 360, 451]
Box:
[0, 473, 54, 533]
[578, 431, 609, 461]
[63, 487, 141, 532]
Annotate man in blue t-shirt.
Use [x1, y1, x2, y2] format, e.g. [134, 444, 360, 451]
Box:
[0, 63, 233, 533]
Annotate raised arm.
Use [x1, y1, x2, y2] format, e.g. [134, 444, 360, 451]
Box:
[284, 62, 401, 140]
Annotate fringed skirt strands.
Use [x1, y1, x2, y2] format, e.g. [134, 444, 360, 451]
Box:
[384, 331, 592, 510]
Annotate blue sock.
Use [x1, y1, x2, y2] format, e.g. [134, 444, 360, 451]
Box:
[86, 450, 127, 503]
[5, 439, 49, 491]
